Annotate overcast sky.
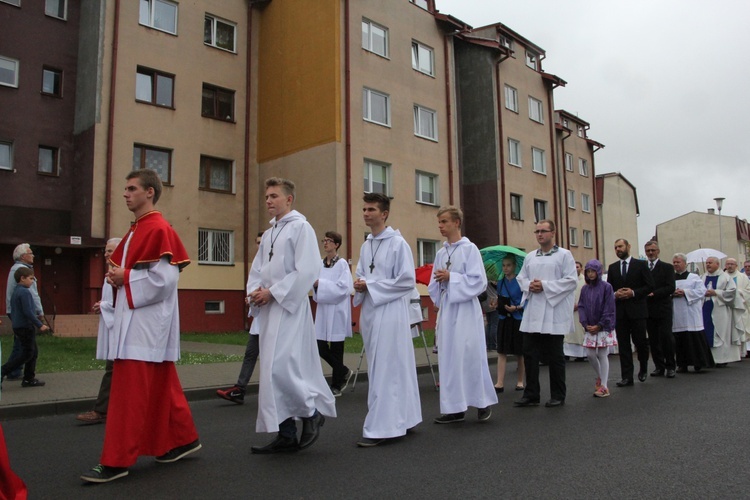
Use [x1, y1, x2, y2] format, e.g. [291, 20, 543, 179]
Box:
[436, 0, 750, 252]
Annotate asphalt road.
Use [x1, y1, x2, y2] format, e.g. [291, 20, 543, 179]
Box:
[4, 359, 749, 499]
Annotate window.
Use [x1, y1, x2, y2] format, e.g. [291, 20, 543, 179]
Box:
[526, 51, 538, 70]
[581, 193, 591, 213]
[0, 56, 19, 88]
[415, 171, 437, 205]
[199, 155, 233, 193]
[533, 199, 548, 222]
[45, 0, 66, 19]
[0, 0, 20, 6]
[204, 300, 225, 314]
[204, 14, 236, 52]
[565, 153, 573, 172]
[510, 193, 522, 220]
[583, 230, 593, 248]
[413, 105, 437, 140]
[42, 67, 62, 96]
[577, 125, 585, 138]
[504, 85, 518, 112]
[139, 0, 178, 34]
[133, 144, 172, 184]
[567, 189, 576, 209]
[202, 84, 234, 121]
[198, 229, 234, 265]
[0, 140, 13, 171]
[38, 146, 59, 175]
[579, 158, 589, 177]
[362, 88, 390, 126]
[417, 239, 438, 266]
[410, 0, 429, 10]
[531, 147, 546, 174]
[562, 118, 569, 128]
[498, 34, 513, 49]
[364, 159, 390, 195]
[528, 96, 543, 123]
[136, 67, 174, 107]
[508, 138, 521, 167]
[569, 227, 578, 246]
[362, 19, 388, 57]
[411, 41, 434, 76]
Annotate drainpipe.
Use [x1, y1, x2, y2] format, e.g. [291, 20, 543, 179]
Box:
[243, 5, 254, 330]
[495, 54, 510, 244]
[104, 0, 121, 241]
[443, 34, 454, 205]
[344, 0, 352, 262]
[544, 82, 560, 243]
[560, 127, 571, 248]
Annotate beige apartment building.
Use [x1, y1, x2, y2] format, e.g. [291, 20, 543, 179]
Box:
[595, 172, 640, 268]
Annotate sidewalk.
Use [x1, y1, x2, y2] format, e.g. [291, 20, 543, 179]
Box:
[0, 340, 461, 420]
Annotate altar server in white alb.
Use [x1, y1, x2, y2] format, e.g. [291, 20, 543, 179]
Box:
[247, 177, 336, 454]
[428, 206, 497, 424]
[353, 193, 422, 447]
[313, 230, 354, 397]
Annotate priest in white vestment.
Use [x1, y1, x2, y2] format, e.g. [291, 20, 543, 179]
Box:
[724, 258, 749, 360]
[701, 257, 740, 365]
[672, 253, 714, 371]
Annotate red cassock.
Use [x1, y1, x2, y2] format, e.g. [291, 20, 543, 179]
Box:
[0, 424, 27, 500]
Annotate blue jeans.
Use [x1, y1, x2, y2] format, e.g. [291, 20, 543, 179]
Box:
[237, 334, 259, 389]
[485, 310, 499, 350]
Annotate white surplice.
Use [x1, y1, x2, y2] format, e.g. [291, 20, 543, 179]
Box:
[95, 277, 116, 350]
[313, 257, 354, 342]
[517, 247, 578, 335]
[672, 273, 706, 332]
[564, 273, 587, 357]
[248, 210, 336, 433]
[726, 270, 750, 349]
[353, 227, 422, 439]
[702, 270, 740, 364]
[427, 238, 497, 414]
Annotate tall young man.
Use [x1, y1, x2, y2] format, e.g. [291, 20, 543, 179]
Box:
[248, 178, 335, 454]
[82, 169, 200, 483]
[427, 206, 497, 423]
[353, 193, 421, 447]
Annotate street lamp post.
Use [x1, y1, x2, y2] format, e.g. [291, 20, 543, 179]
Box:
[714, 197, 725, 255]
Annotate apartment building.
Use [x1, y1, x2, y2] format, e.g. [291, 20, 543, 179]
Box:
[595, 172, 640, 267]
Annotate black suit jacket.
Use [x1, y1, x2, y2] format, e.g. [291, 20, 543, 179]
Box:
[607, 258, 655, 320]
[646, 259, 676, 318]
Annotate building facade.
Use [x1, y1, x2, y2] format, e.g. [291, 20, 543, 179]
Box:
[595, 172, 640, 268]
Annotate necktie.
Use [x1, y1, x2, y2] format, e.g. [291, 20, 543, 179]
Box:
[649, 261, 654, 271]
[622, 260, 628, 276]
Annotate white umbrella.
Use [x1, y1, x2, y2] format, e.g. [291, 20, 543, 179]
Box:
[685, 248, 726, 263]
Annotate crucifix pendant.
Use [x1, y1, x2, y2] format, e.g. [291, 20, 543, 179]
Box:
[446, 260, 452, 270]
[269, 248, 274, 261]
[369, 262, 375, 273]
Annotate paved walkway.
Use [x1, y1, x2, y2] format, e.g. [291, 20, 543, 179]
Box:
[0, 340, 453, 419]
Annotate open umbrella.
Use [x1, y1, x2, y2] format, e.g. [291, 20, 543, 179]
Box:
[479, 245, 527, 281]
[685, 248, 726, 264]
[415, 264, 433, 285]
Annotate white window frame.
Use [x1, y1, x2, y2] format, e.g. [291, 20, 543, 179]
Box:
[415, 171, 438, 205]
[362, 88, 390, 126]
[411, 40, 434, 77]
[533, 199, 548, 223]
[0, 55, 19, 88]
[579, 158, 589, 177]
[577, 125, 585, 138]
[504, 85, 518, 113]
[531, 147, 546, 174]
[526, 51, 538, 70]
[569, 227, 578, 246]
[364, 159, 391, 196]
[139, 0, 178, 35]
[508, 138, 521, 167]
[567, 189, 576, 209]
[0, 140, 13, 171]
[417, 239, 439, 266]
[45, 0, 67, 20]
[204, 14, 237, 53]
[583, 230, 593, 248]
[565, 153, 573, 172]
[413, 104, 437, 141]
[204, 300, 225, 314]
[198, 228, 234, 265]
[362, 19, 388, 58]
[582, 193, 591, 213]
[510, 193, 523, 220]
[528, 96, 543, 123]
[410, 0, 429, 11]
[499, 34, 513, 50]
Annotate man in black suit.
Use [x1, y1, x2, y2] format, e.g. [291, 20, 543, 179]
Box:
[644, 241, 676, 378]
[607, 239, 655, 386]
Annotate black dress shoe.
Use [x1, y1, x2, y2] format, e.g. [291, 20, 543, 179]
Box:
[650, 369, 664, 377]
[513, 398, 540, 407]
[299, 412, 325, 450]
[666, 369, 676, 378]
[251, 434, 299, 454]
[637, 371, 647, 382]
[545, 399, 565, 408]
[616, 379, 634, 387]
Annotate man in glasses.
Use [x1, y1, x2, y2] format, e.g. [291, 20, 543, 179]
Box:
[514, 220, 577, 408]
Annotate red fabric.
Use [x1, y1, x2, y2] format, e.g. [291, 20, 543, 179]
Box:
[110, 210, 190, 270]
[415, 264, 434, 286]
[0, 424, 27, 500]
[100, 360, 199, 468]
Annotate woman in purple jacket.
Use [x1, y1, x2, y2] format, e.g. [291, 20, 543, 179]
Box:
[578, 260, 617, 398]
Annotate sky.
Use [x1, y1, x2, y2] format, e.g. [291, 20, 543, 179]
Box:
[435, 0, 750, 251]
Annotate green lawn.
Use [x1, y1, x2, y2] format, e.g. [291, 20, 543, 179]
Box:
[0, 329, 435, 373]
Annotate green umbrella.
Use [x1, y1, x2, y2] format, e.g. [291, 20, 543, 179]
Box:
[479, 245, 527, 281]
